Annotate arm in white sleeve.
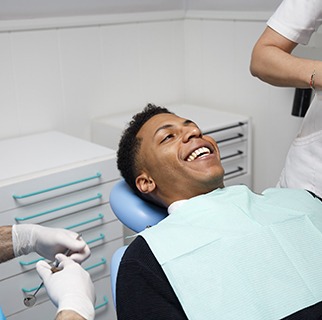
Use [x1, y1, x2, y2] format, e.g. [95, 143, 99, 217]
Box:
[250, 0, 322, 90]
[250, 26, 320, 89]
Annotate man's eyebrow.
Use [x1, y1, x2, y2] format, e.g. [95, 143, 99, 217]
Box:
[154, 124, 173, 137]
[183, 119, 195, 126]
[153, 119, 197, 137]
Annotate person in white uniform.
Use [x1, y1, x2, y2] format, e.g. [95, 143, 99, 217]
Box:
[250, 0, 322, 198]
[0, 225, 95, 320]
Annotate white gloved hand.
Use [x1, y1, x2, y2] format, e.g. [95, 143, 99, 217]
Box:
[12, 224, 90, 262]
[36, 254, 96, 320]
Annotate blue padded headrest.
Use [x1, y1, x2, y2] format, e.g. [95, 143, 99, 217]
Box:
[0, 307, 5, 320]
[110, 245, 128, 306]
[109, 179, 168, 233]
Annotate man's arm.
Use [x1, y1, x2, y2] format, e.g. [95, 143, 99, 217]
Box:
[56, 310, 85, 320]
[250, 27, 321, 89]
[0, 226, 15, 263]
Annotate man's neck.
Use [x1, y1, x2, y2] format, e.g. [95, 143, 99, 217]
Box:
[168, 199, 188, 214]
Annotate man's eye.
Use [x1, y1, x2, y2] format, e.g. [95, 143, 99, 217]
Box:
[161, 134, 174, 143]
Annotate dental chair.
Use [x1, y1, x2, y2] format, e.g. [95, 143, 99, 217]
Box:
[0, 308, 5, 320]
[109, 179, 168, 306]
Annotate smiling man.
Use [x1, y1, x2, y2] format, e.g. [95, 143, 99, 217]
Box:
[116, 104, 322, 320]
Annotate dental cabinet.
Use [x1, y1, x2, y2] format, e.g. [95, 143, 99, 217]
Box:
[0, 131, 121, 320]
[91, 104, 252, 188]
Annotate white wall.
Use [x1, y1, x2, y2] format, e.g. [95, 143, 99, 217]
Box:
[0, 15, 185, 141]
[0, 11, 315, 193]
[183, 16, 304, 192]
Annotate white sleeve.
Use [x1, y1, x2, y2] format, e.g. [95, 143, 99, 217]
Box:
[267, 0, 322, 45]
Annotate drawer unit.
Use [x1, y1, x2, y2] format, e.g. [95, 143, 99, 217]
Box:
[204, 121, 250, 182]
[91, 103, 252, 188]
[7, 276, 118, 320]
[0, 156, 118, 213]
[0, 131, 121, 320]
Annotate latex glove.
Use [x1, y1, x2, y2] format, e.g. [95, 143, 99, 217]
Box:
[12, 224, 90, 262]
[36, 254, 96, 320]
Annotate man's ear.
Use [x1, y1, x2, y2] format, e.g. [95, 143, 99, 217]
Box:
[136, 173, 156, 194]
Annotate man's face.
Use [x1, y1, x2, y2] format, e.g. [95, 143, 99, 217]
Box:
[135, 113, 225, 206]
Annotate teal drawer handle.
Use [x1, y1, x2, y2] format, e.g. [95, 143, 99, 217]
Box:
[22, 285, 42, 293]
[85, 258, 107, 271]
[15, 193, 103, 222]
[19, 257, 45, 266]
[22, 258, 107, 293]
[13, 172, 102, 199]
[86, 233, 105, 245]
[65, 213, 104, 230]
[95, 296, 108, 310]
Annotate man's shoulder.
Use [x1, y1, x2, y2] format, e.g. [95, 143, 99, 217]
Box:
[122, 236, 154, 261]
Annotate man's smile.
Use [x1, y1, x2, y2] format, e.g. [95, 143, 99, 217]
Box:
[186, 147, 212, 162]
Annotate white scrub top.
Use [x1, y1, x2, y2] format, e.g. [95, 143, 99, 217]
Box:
[268, 0, 322, 45]
[266, 0, 322, 197]
[277, 91, 322, 198]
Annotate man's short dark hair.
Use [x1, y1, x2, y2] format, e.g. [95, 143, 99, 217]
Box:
[117, 103, 172, 196]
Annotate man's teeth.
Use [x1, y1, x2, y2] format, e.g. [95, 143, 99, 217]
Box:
[187, 147, 211, 162]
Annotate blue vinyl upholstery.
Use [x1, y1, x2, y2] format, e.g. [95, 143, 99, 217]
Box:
[0, 308, 5, 320]
[109, 179, 168, 233]
[109, 179, 168, 306]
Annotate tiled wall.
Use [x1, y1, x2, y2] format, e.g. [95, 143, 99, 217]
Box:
[0, 12, 314, 192]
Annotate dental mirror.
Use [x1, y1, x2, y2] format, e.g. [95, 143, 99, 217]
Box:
[23, 282, 43, 307]
[23, 295, 37, 308]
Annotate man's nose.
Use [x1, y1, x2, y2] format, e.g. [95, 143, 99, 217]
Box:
[182, 126, 202, 142]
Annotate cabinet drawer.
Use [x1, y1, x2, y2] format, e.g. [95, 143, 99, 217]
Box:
[40, 203, 118, 231]
[204, 122, 248, 145]
[6, 276, 117, 320]
[219, 140, 247, 162]
[223, 157, 248, 180]
[0, 181, 117, 225]
[205, 124, 249, 181]
[1, 237, 123, 317]
[94, 276, 117, 320]
[0, 157, 120, 214]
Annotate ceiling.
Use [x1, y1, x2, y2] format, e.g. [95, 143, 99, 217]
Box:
[0, 0, 282, 21]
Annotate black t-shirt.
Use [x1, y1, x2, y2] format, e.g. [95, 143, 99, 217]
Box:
[116, 192, 322, 319]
